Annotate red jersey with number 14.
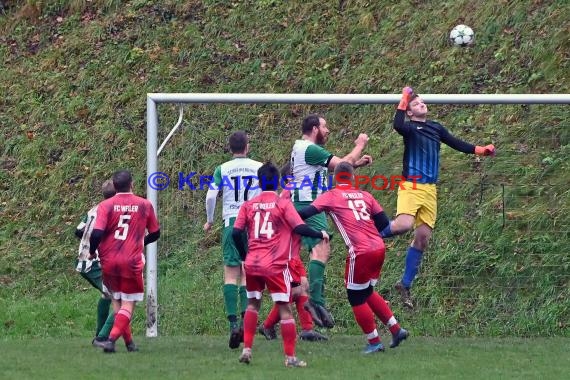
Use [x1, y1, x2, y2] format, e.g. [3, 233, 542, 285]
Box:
[311, 186, 384, 256]
[234, 191, 304, 276]
[94, 192, 160, 274]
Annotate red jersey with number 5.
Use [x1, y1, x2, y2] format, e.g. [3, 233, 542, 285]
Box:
[94, 193, 160, 273]
[311, 186, 384, 256]
[234, 191, 304, 276]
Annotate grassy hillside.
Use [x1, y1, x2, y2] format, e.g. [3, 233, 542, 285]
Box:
[0, 0, 568, 338]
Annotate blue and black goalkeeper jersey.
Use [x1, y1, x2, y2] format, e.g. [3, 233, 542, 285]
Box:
[393, 110, 476, 184]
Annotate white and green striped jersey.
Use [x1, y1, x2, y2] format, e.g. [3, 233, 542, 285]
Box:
[213, 157, 262, 221]
[76, 205, 98, 272]
[290, 139, 333, 203]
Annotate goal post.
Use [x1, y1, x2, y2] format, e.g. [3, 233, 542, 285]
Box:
[145, 97, 159, 337]
[145, 92, 570, 337]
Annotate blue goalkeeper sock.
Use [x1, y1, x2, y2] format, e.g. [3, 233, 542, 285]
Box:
[402, 246, 423, 288]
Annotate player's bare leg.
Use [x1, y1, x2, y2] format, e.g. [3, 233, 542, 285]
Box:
[412, 224, 431, 251]
[386, 214, 415, 236]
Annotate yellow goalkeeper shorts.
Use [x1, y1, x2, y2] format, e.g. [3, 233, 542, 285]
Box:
[396, 181, 437, 229]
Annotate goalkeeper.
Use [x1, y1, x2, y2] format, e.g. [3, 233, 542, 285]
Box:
[382, 87, 496, 309]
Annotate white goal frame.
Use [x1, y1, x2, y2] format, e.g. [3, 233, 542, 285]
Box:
[145, 92, 570, 337]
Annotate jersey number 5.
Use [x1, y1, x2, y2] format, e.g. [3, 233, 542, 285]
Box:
[114, 215, 131, 240]
[253, 211, 274, 239]
[348, 200, 370, 221]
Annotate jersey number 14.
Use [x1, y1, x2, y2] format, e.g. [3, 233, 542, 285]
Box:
[253, 211, 274, 239]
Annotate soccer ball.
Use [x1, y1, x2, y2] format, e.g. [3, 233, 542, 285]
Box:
[449, 24, 474, 47]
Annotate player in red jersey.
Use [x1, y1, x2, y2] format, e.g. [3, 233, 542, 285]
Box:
[298, 162, 409, 353]
[89, 170, 160, 353]
[232, 162, 329, 367]
[258, 163, 327, 342]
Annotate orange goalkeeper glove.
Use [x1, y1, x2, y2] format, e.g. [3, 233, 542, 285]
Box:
[475, 144, 496, 156]
[397, 86, 414, 110]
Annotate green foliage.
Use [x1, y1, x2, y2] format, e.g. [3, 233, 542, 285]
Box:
[1, 0, 568, 339]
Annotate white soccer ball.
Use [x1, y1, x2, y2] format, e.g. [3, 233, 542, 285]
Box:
[449, 24, 474, 47]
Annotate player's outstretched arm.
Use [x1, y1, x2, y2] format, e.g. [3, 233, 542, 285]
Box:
[474, 144, 496, 156]
[354, 154, 373, 168]
[328, 133, 369, 170]
[393, 87, 414, 135]
[204, 188, 219, 231]
[397, 86, 414, 111]
[144, 230, 161, 246]
[372, 211, 390, 235]
[297, 205, 319, 220]
[293, 224, 327, 241]
[440, 127, 496, 156]
[440, 126, 476, 154]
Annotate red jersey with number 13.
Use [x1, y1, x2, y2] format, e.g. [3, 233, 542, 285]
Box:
[94, 193, 160, 272]
[311, 186, 384, 256]
[234, 191, 304, 276]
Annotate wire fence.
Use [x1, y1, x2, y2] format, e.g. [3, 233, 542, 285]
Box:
[153, 102, 569, 336]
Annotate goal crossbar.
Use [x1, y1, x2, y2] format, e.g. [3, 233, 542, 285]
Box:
[148, 93, 570, 104]
[145, 92, 570, 337]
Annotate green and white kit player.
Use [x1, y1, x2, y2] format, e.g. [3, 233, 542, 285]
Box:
[290, 114, 372, 328]
[74, 179, 116, 346]
[204, 131, 262, 349]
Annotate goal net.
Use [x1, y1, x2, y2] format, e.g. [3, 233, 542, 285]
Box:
[145, 93, 569, 337]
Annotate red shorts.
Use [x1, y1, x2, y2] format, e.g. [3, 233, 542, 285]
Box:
[101, 258, 144, 301]
[344, 248, 385, 290]
[245, 269, 291, 303]
[288, 257, 306, 284]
